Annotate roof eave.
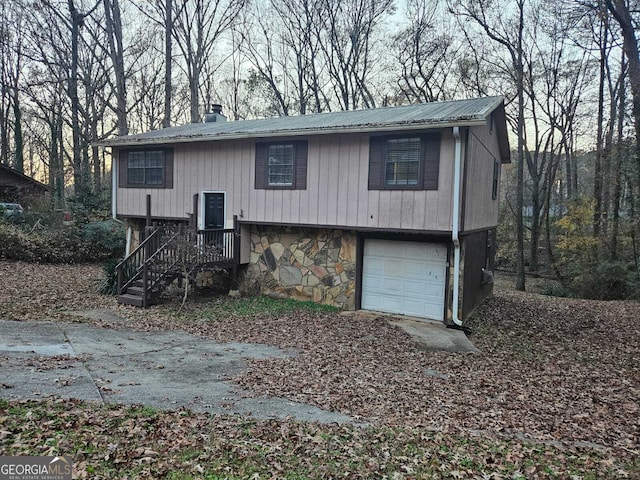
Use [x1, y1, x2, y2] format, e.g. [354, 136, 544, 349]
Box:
[96, 118, 491, 148]
[0, 164, 49, 190]
[492, 102, 511, 163]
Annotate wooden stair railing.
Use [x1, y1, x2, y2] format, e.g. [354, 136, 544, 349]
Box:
[116, 222, 240, 308]
[116, 227, 180, 307]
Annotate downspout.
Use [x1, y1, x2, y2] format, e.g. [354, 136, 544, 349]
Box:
[451, 127, 463, 326]
[111, 147, 117, 220]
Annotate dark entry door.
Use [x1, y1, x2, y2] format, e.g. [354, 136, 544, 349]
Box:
[203, 192, 225, 229]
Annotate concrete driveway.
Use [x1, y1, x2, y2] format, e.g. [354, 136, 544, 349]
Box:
[0, 319, 354, 424]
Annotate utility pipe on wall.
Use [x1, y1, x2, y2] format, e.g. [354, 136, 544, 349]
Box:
[451, 127, 463, 326]
[110, 147, 117, 220]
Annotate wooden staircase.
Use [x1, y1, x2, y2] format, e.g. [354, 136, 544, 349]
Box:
[117, 271, 181, 307]
[116, 223, 239, 308]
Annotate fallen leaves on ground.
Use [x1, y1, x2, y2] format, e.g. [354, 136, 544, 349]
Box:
[1, 399, 635, 479]
[0, 261, 112, 320]
[1, 260, 639, 477]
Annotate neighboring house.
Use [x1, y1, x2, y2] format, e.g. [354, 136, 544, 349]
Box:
[100, 97, 510, 324]
[0, 163, 48, 203]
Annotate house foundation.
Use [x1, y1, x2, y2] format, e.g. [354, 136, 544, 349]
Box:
[243, 225, 357, 309]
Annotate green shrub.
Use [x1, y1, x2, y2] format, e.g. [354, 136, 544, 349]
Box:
[0, 220, 125, 264]
[78, 220, 126, 260]
[99, 257, 138, 295]
[540, 283, 572, 298]
[568, 260, 636, 300]
[100, 258, 121, 295]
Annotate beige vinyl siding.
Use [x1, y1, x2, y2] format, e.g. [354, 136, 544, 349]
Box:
[463, 122, 502, 231]
[116, 131, 456, 231]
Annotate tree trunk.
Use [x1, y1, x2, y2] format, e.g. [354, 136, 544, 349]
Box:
[48, 115, 58, 198]
[515, 2, 526, 291]
[530, 175, 541, 273]
[55, 109, 65, 206]
[564, 143, 572, 200]
[68, 0, 84, 198]
[91, 107, 101, 194]
[605, 0, 640, 268]
[611, 56, 626, 260]
[163, 0, 172, 128]
[11, 89, 23, 173]
[103, 0, 128, 136]
[190, 70, 199, 123]
[593, 10, 607, 239]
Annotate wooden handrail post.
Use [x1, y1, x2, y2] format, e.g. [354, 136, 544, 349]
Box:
[142, 231, 150, 308]
[193, 194, 199, 233]
[146, 194, 152, 228]
[232, 215, 239, 284]
[117, 264, 123, 295]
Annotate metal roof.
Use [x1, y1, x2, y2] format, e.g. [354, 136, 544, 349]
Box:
[98, 96, 510, 161]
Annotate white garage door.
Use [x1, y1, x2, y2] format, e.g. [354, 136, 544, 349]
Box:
[362, 239, 447, 320]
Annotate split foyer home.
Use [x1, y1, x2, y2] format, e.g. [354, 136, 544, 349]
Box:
[100, 96, 510, 324]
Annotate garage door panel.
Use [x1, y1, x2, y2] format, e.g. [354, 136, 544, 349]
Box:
[425, 247, 447, 262]
[424, 283, 445, 299]
[402, 280, 426, 296]
[424, 303, 444, 318]
[366, 258, 386, 275]
[384, 260, 405, 277]
[384, 278, 404, 293]
[362, 276, 384, 294]
[426, 265, 446, 281]
[403, 304, 425, 317]
[404, 261, 428, 278]
[362, 239, 447, 321]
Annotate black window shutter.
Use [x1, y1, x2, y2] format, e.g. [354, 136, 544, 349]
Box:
[368, 136, 386, 190]
[294, 141, 308, 190]
[118, 151, 127, 187]
[164, 149, 174, 189]
[254, 143, 268, 189]
[422, 133, 441, 190]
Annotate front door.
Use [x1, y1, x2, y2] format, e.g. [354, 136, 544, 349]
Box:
[202, 192, 225, 229]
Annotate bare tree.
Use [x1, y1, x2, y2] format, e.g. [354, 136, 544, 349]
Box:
[0, 1, 11, 167]
[102, 0, 127, 136]
[319, 0, 394, 110]
[605, 0, 640, 265]
[217, 28, 251, 120]
[393, 0, 459, 103]
[450, 0, 527, 290]
[522, 1, 596, 272]
[241, 0, 328, 116]
[171, 0, 245, 123]
[605, 0, 640, 174]
[0, 0, 26, 172]
[163, 0, 173, 128]
[58, 0, 101, 197]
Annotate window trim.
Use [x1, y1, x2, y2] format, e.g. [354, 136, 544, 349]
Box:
[255, 140, 308, 190]
[384, 136, 423, 188]
[118, 148, 174, 189]
[267, 144, 295, 187]
[492, 158, 500, 200]
[368, 132, 441, 191]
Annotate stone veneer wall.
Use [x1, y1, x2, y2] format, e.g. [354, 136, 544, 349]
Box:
[244, 225, 357, 309]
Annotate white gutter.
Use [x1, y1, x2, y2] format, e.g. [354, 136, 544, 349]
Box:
[451, 126, 463, 326]
[109, 147, 117, 220]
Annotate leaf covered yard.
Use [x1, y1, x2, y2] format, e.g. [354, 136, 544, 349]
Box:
[0, 261, 639, 478]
